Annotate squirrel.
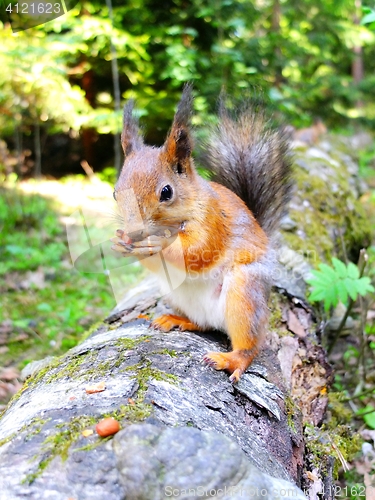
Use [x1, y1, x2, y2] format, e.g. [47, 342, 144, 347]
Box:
[111, 84, 292, 383]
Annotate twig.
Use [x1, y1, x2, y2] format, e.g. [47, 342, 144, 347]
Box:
[342, 387, 375, 402]
[80, 160, 95, 179]
[105, 0, 122, 175]
[327, 435, 349, 472]
[358, 295, 368, 384]
[328, 249, 368, 354]
[357, 407, 375, 417]
[338, 227, 348, 265]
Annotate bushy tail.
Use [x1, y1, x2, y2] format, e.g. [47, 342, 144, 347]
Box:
[200, 100, 292, 235]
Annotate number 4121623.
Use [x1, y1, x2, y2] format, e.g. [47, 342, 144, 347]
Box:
[6, 3, 62, 14]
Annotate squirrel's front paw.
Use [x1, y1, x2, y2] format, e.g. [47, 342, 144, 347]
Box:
[111, 229, 163, 257]
[111, 229, 133, 255]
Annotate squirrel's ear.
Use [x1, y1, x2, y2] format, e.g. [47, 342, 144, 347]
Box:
[121, 100, 143, 157]
[164, 84, 194, 168]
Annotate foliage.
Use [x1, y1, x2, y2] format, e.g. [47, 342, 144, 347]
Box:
[306, 257, 374, 311]
[362, 6, 375, 29]
[0, 188, 65, 273]
[357, 405, 375, 429]
[0, 25, 90, 136]
[0, 183, 142, 367]
[1, 0, 375, 157]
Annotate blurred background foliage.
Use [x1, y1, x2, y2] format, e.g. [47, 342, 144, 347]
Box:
[0, 0, 375, 178]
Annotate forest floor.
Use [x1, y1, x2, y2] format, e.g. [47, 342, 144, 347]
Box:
[0, 176, 145, 408]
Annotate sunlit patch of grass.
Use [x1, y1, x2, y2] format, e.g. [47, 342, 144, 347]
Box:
[0, 180, 144, 369]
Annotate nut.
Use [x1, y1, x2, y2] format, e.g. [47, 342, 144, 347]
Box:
[96, 417, 120, 437]
[85, 381, 106, 394]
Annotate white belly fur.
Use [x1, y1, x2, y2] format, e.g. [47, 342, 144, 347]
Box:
[156, 263, 228, 332]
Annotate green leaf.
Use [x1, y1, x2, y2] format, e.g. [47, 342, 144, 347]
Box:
[309, 288, 328, 302]
[37, 303, 53, 313]
[336, 281, 348, 305]
[361, 12, 375, 25]
[323, 282, 340, 311]
[318, 263, 339, 281]
[306, 271, 333, 287]
[347, 262, 360, 280]
[357, 405, 375, 429]
[356, 276, 375, 296]
[344, 278, 358, 301]
[332, 258, 348, 279]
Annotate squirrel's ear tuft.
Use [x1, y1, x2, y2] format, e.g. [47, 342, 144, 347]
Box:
[164, 84, 194, 164]
[121, 100, 144, 157]
[169, 126, 192, 161]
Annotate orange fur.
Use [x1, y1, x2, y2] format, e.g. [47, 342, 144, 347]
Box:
[204, 266, 264, 381]
[161, 182, 268, 274]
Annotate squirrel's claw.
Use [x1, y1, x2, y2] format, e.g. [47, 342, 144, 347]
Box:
[229, 369, 241, 384]
[202, 355, 217, 368]
[111, 238, 133, 255]
[111, 234, 163, 256]
[111, 242, 132, 255]
[116, 229, 132, 243]
[203, 352, 229, 370]
[203, 351, 248, 383]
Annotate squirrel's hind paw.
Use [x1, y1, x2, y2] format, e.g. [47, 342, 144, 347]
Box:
[203, 350, 255, 383]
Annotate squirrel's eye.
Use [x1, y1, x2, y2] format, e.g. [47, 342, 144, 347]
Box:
[113, 191, 117, 201]
[160, 185, 173, 202]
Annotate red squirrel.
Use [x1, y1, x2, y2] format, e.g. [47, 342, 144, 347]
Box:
[111, 85, 292, 383]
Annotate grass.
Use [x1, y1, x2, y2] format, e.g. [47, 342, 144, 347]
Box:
[0, 180, 144, 370]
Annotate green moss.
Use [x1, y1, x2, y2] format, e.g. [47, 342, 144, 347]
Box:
[20, 335, 152, 389]
[115, 336, 151, 350]
[327, 392, 353, 426]
[23, 394, 154, 484]
[305, 423, 362, 478]
[0, 416, 50, 449]
[6, 335, 154, 415]
[126, 360, 179, 396]
[8, 335, 181, 484]
[284, 395, 299, 433]
[20, 347, 180, 483]
[103, 402, 152, 423]
[25, 417, 51, 441]
[268, 291, 285, 331]
[72, 436, 112, 453]
[23, 415, 98, 484]
[283, 160, 371, 263]
[152, 349, 178, 357]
